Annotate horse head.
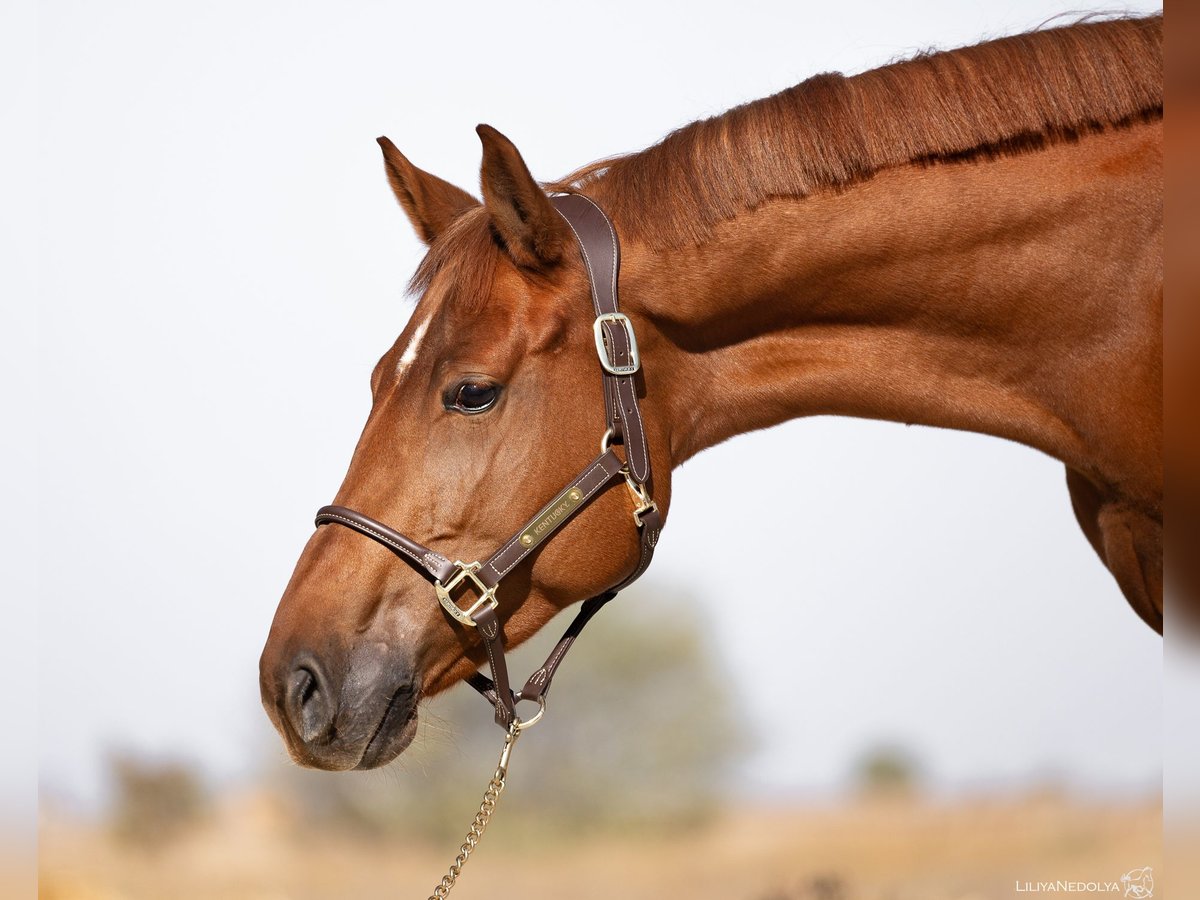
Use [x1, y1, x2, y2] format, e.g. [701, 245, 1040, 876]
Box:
[259, 127, 671, 770]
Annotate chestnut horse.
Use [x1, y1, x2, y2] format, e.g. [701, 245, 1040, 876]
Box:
[262, 16, 1162, 771]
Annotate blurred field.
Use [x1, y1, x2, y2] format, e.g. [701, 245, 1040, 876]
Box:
[35, 600, 1168, 899]
[40, 791, 1161, 900]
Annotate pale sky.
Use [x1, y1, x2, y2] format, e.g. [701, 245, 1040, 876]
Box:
[27, 0, 1167, 814]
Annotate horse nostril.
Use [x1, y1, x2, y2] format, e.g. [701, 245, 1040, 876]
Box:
[298, 670, 317, 706]
[285, 660, 335, 744]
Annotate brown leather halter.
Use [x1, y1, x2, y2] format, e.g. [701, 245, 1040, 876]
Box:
[314, 194, 663, 733]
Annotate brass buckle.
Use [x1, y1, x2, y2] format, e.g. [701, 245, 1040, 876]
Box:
[435, 561, 498, 627]
[593, 312, 640, 376]
[605, 430, 657, 527]
[623, 470, 658, 527]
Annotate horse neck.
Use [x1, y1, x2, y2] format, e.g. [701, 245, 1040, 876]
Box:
[623, 122, 1162, 492]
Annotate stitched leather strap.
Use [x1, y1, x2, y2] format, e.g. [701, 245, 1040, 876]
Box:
[315, 506, 457, 584]
[551, 195, 651, 486]
[517, 592, 615, 702]
[477, 449, 624, 589]
[472, 604, 515, 727]
[612, 504, 663, 591]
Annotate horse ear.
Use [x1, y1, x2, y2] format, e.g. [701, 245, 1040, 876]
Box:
[476, 124, 567, 268]
[376, 136, 479, 244]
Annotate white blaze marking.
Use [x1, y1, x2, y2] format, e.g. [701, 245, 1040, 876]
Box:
[396, 316, 430, 377]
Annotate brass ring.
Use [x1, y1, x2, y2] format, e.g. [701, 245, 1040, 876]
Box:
[512, 695, 547, 731]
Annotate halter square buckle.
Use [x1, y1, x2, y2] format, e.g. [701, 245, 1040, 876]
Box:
[593, 313, 640, 376]
[435, 561, 498, 627]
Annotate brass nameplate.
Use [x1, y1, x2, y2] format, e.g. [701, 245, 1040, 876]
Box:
[518, 486, 585, 550]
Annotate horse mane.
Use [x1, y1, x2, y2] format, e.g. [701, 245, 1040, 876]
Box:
[547, 14, 1163, 249]
[412, 14, 1162, 306]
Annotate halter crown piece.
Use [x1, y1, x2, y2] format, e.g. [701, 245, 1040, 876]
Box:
[312, 194, 662, 898]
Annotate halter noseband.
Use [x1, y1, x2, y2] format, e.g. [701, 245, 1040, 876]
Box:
[313, 194, 662, 731]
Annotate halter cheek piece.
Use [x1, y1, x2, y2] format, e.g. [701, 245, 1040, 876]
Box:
[314, 194, 663, 731]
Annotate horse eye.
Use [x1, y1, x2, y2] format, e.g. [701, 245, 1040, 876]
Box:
[448, 380, 500, 414]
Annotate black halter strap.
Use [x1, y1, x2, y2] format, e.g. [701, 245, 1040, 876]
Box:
[314, 194, 662, 730]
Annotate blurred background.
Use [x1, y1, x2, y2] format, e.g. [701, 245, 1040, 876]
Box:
[20, 1, 1176, 898]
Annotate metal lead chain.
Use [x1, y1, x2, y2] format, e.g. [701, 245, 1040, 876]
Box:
[427, 724, 521, 900]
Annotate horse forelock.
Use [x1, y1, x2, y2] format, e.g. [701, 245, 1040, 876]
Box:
[408, 206, 501, 315]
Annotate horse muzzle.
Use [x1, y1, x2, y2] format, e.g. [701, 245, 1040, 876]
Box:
[260, 639, 420, 771]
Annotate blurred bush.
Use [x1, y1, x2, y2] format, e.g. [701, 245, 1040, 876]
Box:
[852, 744, 922, 797]
[274, 586, 748, 843]
[107, 753, 207, 849]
